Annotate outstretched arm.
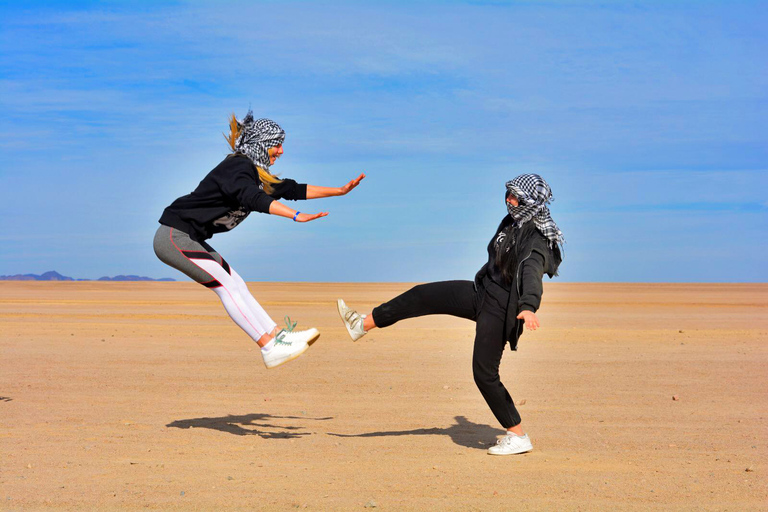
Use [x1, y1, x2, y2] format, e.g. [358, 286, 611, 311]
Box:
[268, 200, 328, 223]
[306, 173, 365, 199]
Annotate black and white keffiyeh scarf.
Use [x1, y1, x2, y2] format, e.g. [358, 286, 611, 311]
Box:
[505, 174, 565, 248]
[234, 110, 285, 170]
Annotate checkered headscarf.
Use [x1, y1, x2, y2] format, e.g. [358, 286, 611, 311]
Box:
[234, 110, 285, 170]
[506, 174, 564, 247]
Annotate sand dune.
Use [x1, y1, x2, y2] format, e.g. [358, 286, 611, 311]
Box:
[1, 282, 766, 510]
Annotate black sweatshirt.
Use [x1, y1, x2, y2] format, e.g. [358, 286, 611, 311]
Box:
[486, 215, 514, 291]
[475, 217, 562, 350]
[159, 154, 307, 242]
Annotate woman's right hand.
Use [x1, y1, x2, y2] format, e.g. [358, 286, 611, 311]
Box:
[295, 212, 328, 222]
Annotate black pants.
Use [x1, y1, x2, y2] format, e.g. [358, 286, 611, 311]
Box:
[372, 279, 521, 429]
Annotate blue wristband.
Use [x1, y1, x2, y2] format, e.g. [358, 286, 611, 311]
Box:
[293, 211, 300, 222]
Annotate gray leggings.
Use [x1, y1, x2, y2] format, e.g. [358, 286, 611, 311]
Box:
[153, 225, 228, 286]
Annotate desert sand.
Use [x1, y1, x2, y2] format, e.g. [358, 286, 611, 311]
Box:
[1, 281, 766, 511]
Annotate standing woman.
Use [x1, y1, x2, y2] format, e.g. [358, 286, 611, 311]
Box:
[337, 174, 562, 455]
[154, 110, 364, 369]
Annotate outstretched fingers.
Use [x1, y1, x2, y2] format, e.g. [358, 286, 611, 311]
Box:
[296, 212, 329, 223]
[342, 173, 366, 194]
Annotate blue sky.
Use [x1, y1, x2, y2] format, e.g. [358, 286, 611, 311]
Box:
[1, 0, 766, 282]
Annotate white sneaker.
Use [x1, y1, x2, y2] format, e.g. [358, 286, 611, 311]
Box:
[282, 327, 320, 346]
[337, 299, 366, 341]
[262, 328, 320, 369]
[487, 433, 533, 455]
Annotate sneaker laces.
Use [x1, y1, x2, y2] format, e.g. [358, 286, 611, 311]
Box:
[497, 433, 516, 446]
[275, 316, 298, 345]
[284, 316, 297, 332]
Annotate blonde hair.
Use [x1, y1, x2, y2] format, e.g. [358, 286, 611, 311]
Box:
[224, 113, 281, 195]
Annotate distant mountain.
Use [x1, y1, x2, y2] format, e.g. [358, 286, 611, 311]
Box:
[0, 271, 175, 282]
[97, 275, 176, 282]
[0, 270, 74, 281]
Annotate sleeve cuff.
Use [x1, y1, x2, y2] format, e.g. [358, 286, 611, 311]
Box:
[296, 183, 308, 200]
[255, 195, 275, 214]
[518, 304, 536, 314]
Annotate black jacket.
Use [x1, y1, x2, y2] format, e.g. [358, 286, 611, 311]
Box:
[474, 217, 562, 350]
[159, 154, 307, 241]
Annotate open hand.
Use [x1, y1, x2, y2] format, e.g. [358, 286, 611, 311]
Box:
[340, 173, 366, 195]
[516, 310, 540, 331]
[295, 212, 329, 222]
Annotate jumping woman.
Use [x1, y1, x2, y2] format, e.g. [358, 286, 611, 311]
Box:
[337, 174, 562, 455]
[154, 110, 364, 369]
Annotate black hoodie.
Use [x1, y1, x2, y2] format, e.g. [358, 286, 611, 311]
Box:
[474, 217, 562, 350]
[159, 154, 307, 242]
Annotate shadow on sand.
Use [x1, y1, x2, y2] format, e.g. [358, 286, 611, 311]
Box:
[167, 413, 333, 439]
[328, 415, 502, 450]
[0, 397, 12, 402]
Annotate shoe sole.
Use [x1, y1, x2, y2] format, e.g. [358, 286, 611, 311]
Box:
[336, 299, 361, 342]
[264, 332, 320, 369]
[306, 330, 320, 347]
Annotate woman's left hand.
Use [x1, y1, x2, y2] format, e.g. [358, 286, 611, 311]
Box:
[339, 173, 366, 195]
[516, 310, 540, 331]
